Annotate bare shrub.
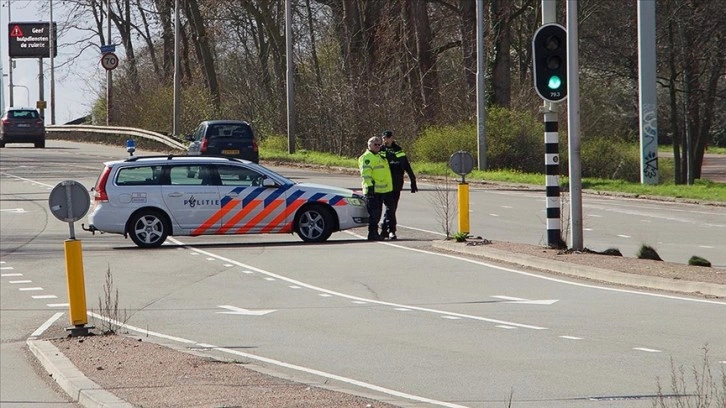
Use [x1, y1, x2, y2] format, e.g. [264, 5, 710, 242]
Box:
[653, 347, 726, 408]
[93, 266, 128, 335]
[428, 171, 457, 238]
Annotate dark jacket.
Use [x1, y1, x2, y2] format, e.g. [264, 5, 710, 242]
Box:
[381, 142, 416, 192]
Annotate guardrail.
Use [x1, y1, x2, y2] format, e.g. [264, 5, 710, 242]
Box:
[47, 124, 188, 151]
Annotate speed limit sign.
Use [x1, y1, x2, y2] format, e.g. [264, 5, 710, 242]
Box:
[101, 52, 119, 71]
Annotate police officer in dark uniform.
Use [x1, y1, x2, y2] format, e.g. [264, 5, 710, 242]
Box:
[380, 130, 417, 240]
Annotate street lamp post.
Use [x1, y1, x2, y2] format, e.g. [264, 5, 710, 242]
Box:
[13, 84, 30, 107]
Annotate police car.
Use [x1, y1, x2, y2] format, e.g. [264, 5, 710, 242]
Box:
[85, 155, 368, 248]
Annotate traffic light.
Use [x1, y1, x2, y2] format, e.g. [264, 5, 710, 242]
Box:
[532, 23, 567, 103]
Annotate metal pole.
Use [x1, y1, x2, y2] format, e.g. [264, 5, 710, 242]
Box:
[637, 0, 658, 184]
[566, 0, 583, 250]
[8, 0, 14, 107]
[38, 59, 45, 116]
[172, 0, 180, 136]
[475, 0, 486, 170]
[285, 0, 295, 153]
[50, 0, 56, 124]
[106, 0, 112, 125]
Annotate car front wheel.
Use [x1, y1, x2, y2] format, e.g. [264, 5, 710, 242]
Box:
[128, 210, 169, 248]
[295, 205, 334, 243]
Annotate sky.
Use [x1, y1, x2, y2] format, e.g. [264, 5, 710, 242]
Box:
[1, 0, 106, 124]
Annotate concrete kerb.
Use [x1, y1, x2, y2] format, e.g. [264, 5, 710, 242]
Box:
[26, 338, 132, 408]
[431, 240, 726, 298]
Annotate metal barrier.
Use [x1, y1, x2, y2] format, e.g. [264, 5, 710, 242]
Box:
[47, 125, 188, 151]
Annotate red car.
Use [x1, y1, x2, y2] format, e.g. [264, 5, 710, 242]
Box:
[0, 107, 46, 148]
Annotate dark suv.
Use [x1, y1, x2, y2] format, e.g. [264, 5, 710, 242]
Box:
[0, 107, 46, 148]
[186, 120, 259, 163]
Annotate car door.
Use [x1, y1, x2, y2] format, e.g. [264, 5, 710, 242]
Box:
[161, 164, 221, 234]
[215, 164, 294, 234]
[187, 123, 206, 155]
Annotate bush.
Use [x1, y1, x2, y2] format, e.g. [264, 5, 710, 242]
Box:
[688, 256, 711, 267]
[637, 244, 663, 261]
[580, 137, 641, 181]
[413, 107, 544, 173]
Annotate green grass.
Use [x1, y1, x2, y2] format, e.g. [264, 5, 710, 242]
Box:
[260, 148, 726, 203]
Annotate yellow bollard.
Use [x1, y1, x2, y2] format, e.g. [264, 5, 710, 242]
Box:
[458, 182, 470, 235]
[64, 239, 88, 327]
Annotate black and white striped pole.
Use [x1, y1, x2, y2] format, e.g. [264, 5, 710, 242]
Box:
[544, 111, 565, 248]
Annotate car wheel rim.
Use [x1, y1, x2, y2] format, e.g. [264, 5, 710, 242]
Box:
[135, 216, 164, 244]
[299, 211, 324, 239]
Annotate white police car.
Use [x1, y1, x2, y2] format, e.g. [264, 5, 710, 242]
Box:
[85, 155, 368, 248]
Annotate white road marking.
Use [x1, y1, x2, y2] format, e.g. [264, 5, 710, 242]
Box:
[698, 245, 714, 249]
[242, 270, 254, 274]
[0, 208, 27, 213]
[264, 277, 276, 281]
[394, 308, 411, 312]
[223, 263, 233, 267]
[617, 234, 631, 238]
[633, 347, 661, 353]
[1, 266, 16, 270]
[441, 316, 461, 320]
[489, 213, 499, 217]
[491, 295, 558, 305]
[9, 280, 32, 284]
[47, 303, 69, 307]
[206, 257, 215, 261]
[1, 273, 22, 277]
[19, 287, 43, 291]
[352, 301, 367, 304]
[88, 312, 470, 408]
[289, 285, 301, 289]
[29, 313, 64, 338]
[168, 237, 548, 330]
[216, 305, 276, 316]
[496, 325, 516, 329]
[559, 336, 583, 340]
[32, 295, 58, 299]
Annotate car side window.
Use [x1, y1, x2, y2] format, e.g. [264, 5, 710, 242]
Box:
[169, 165, 219, 185]
[217, 165, 266, 187]
[116, 166, 162, 186]
[194, 125, 205, 142]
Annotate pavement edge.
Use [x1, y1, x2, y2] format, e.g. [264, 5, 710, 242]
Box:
[431, 240, 726, 298]
[26, 338, 132, 408]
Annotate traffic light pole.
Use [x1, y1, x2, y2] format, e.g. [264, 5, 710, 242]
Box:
[566, 0, 583, 251]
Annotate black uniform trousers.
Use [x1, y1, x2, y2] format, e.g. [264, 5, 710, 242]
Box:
[381, 189, 402, 233]
[367, 193, 395, 235]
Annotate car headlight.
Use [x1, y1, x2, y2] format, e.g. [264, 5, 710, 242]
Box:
[344, 196, 366, 207]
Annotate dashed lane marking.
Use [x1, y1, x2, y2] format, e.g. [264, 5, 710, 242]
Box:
[633, 347, 661, 353]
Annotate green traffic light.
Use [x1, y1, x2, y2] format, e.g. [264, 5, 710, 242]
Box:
[548, 75, 562, 90]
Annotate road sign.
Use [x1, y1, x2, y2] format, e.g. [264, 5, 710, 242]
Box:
[8, 22, 58, 59]
[100, 44, 116, 53]
[449, 151, 475, 176]
[36, 100, 47, 110]
[101, 52, 119, 70]
[48, 180, 90, 223]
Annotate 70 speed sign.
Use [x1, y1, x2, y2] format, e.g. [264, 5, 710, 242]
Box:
[101, 52, 119, 71]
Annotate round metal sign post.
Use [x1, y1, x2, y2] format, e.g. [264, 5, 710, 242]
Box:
[448, 151, 475, 236]
[48, 180, 93, 336]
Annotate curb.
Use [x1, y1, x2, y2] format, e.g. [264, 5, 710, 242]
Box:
[27, 339, 132, 408]
[431, 240, 726, 298]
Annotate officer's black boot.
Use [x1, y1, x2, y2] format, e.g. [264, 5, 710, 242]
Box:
[367, 230, 383, 241]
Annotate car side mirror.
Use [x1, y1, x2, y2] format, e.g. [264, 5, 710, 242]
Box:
[262, 178, 276, 187]
[185, 134, 194, 141]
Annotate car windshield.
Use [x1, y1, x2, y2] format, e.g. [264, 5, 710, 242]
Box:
[244, 162, 295, 185]
[8, 110, 40, 119]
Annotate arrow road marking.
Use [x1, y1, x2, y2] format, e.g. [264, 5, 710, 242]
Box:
[217, 305, 276, 316]
[491, 295, 559, 305]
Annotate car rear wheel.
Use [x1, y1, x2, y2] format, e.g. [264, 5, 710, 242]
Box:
[128, 210, 169, 248]
[295, 205, 334, 243]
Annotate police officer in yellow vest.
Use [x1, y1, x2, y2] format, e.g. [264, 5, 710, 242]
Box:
[359, 136, 393, 241]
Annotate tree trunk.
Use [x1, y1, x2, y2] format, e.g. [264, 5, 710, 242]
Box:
[185, 0, 220, 109]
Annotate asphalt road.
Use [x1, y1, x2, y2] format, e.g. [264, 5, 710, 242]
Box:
[1, 141, 725, 408]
